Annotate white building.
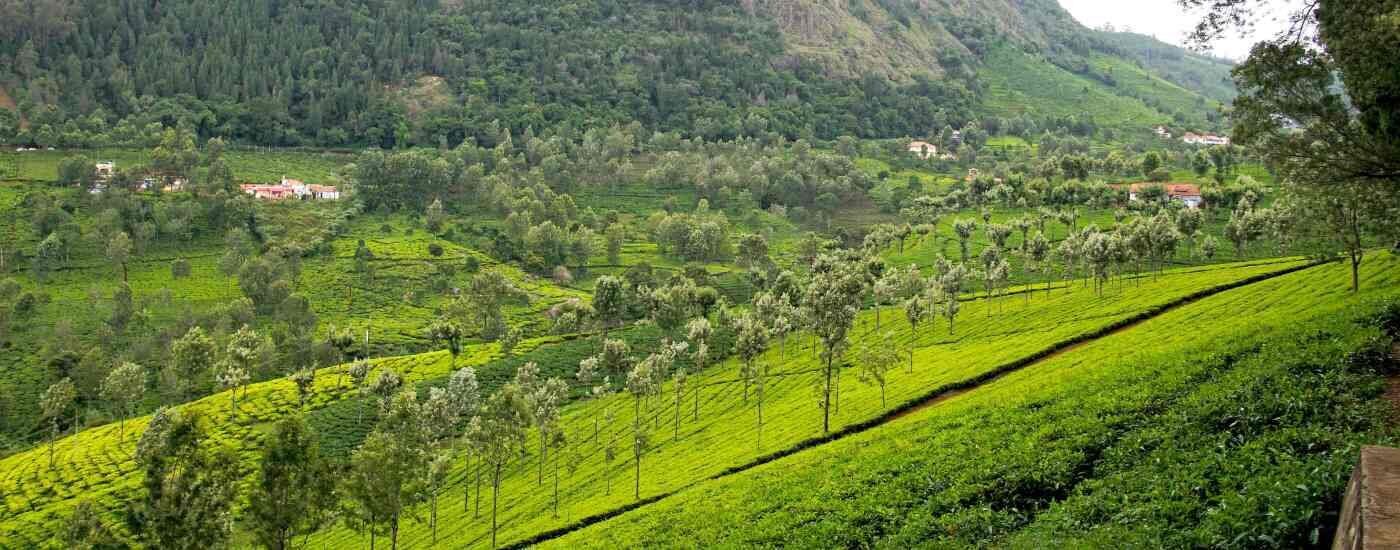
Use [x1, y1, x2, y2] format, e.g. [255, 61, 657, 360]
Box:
[1182, 132, 1230, 146]
[907, 140, 938, 160]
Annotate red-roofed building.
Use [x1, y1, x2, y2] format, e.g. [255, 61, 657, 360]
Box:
[1112, 182, 1204, 209]
[239, 175, 340, 201]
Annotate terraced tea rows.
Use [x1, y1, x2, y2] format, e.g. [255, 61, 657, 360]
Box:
[548, 256, 1400, 548]
[302, 258, 1307, 548]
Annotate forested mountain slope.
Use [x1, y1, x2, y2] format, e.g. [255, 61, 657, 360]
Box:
[0, 0, 1229, 148]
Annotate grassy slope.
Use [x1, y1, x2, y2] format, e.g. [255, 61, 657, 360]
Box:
[0, 149, 352, 184]
[979, 45, 1206, 129]
[552, 256, 1400, 548]
[0, 259, 1301, 545]
[305, 258, 1302, 548]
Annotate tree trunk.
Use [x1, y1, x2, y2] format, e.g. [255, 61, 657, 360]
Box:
[1351, 250, 1362, 293]
[475, 460, 482, 518]
[431, 489, 438, 544]
[822, 355, 832, 434]
[633, 396, 642, 501]
[757, 366, 764, 449]
[553, 452, 560, 518]
[390, 514, 399, 550]
[492, 465, 502, 549]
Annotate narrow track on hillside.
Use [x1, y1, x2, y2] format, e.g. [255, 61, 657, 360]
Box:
[505, 259, 1328, 549]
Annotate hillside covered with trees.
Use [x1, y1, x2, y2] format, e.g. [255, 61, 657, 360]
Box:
[0, 0, 1230, 149]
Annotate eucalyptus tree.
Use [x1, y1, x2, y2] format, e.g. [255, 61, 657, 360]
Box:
[528, 373, 568, 488]
[169, 326, 215, 401]
[342, 391, 430, 550]
[1028, 232, 1051, 297]
[599, 338, 632, 382]
[734, 314, 770, 447]
[937, 262, 969, 334]
[420, 387, 459, 542]
[576, 356, 606, 440]
[1082, 232, 1114, 296]
[427, 317, 465, 368]
[289, 366, 316, 408]
[131, 408, 240, 550]
[872, 273, 899, 331]
[987, 223, 1013, 250]
[1176, 208, 1204, 258]
[102, 362, 145, 441]
[803, 254, 867, 434]
[444, 366, 481, 515]
[858, 333, 900, 409]
[1056, 235, 1081, 291]
[41, 377, 77, 468]
[1202, 235, 1219, 260]
[221, 325, 263, 412]
[626, 354, 661, 500]
[106, 231, 132, 283]
[979, 246, 1004, 314]
[686, 317, 712, 419]
[248, 416, 335, 550]
[592, 276, 626, 337]
[1013, 217, 1034, 255]
[952, 219, 978, 263]
[1149, 214, 1181, 278]
[903, 295, 927, 374]
[753, 292, 793, 358]
[367, 368, 404, 414]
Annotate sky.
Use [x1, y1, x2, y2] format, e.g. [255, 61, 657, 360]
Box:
[1058, 0, 1301, 61]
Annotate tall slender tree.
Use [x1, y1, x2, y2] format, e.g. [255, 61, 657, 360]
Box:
[102, 362, 145, 441]
[41, 377, 76, 468]
[803, 254, 866, 434]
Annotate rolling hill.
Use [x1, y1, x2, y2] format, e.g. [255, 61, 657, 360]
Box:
[0, 0, 1230, 149]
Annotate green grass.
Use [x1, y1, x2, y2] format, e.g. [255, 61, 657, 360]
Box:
[550, 256, 1400, 548]
[0, 258, 1307, 545]
[0, 148, 351, 184]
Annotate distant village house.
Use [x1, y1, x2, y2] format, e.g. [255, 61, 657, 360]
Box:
[1154, 126, 1172, 139]
[1114, 182, 1204, 209]
[95, 161, 115, 180]
[1181, 132, 1230, 146]
[907, 140, 938, 160]
[240, 176, 340, 201]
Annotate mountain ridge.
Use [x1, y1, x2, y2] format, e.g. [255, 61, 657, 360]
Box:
[0, 0, 1232, 147]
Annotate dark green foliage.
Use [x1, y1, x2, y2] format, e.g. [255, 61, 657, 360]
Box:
[247, 416, 336, 550]
[128, 408, 240, 550]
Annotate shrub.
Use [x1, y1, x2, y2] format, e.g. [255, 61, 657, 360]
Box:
[171, 258, 192, 279]
[427, 243, 444, 257]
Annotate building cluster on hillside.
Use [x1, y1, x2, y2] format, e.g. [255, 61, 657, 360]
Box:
[1111, 182, 1204, 209]
[240, 176, 340, 201]
[1181, 132, 1230, 146]
[1154, 126, 1230, 146]
[85, 161, 188, 194]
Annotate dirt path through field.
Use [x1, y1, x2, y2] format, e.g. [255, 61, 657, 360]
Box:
[507, 260, 1327, 548]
